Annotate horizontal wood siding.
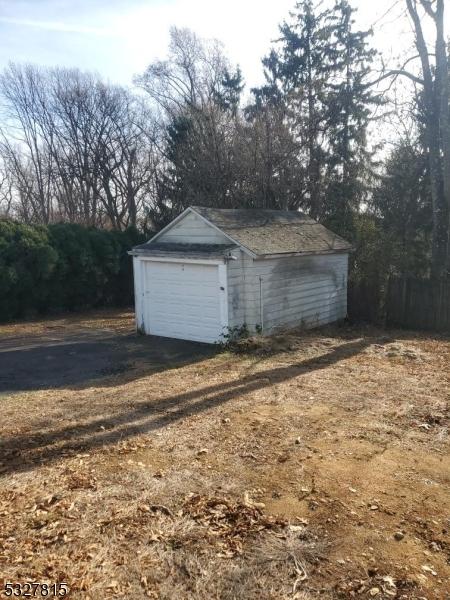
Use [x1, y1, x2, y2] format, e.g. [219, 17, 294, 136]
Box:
[157, 211, 230, 244]
[227, 252, 348, 333]
[133, 256, 144, 332]
[227, 250, 253, 329]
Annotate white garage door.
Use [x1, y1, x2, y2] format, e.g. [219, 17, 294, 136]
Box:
[143, 260, 226, 343]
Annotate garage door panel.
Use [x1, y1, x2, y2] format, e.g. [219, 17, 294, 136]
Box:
[148, 292, 218, 303]
[149, 310, 220, 322]
[150, 322, 220, 336]
[148, 290, 219, 301]
[143, 261, 226, 343]
[149, 281, 219, 291]
[146, 263, 214, 280]
[157, 314, 220, 323]
[150, 308, 219, 319]
[150, 323, 220, 337]
[149, 277, 218, 287]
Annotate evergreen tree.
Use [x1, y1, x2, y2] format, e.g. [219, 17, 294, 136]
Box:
[214, 67, 244, 116]
[371, 139, 432, 277]
[323, 0, 383, 238]
[251, 0, 336, 218]
[249, 0, 381, 234]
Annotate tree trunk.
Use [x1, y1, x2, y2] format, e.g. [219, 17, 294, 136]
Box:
[434, 0, 450, 272]
[406, 0, 449, 278]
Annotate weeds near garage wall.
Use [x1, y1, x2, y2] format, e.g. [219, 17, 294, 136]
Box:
[218, 324, 254, 351]
[221, 324, 251, 343]
[0, 219, 145, 321]
[136, 323, 146, 336]
[219, 323, 272, 354]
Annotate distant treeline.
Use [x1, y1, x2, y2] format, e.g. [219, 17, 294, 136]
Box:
[0, 0, 448, 325]
[0, 220, 144, 321]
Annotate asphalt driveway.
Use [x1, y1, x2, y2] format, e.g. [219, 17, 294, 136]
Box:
[0, 316, 214, 393]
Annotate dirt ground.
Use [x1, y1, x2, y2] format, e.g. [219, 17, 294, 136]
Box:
[0, 310, 449, 599]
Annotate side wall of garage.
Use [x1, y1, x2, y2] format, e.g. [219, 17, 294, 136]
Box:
[133, 256, 145, 333]
[226, 249, 254, 331]
[227, 252, 348, 333]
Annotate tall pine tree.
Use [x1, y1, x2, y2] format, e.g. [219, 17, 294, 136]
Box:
[250, 0, 335, 218]
[249, 0, 382, 235]
[323, 0, 383, 237]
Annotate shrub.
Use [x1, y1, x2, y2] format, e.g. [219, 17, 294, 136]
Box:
[0, 220, 57, 320]
[0, 220, 145, 321]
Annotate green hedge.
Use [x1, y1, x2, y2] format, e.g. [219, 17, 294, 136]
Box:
[0, 220, 145, 321]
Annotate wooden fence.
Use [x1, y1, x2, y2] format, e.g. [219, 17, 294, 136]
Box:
[386, 277, 450, 332]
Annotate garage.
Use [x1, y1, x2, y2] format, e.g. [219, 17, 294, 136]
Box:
[141, 259, 227, 343]
[130, 206, 351, 343]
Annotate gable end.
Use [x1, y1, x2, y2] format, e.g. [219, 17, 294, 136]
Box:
[143, 207, 255, 256]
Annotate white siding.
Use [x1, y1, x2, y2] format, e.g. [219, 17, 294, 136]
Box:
[157, 211, 231, 244]
[133, 256, 145, 333]
[227, 253, 348, 333]
[140, 259, 228, 343]
[226, 249, 254, 329]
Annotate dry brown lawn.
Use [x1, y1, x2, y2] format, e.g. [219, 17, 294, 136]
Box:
[0, 310, 449, 599]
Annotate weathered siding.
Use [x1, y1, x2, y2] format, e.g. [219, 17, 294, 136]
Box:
[157, 211, 231, 244]
[227, 253, 348, 333]
[226, 249, 254, 329]
[133, 256, 145, 332]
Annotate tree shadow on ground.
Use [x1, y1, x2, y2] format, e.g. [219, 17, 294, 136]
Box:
[0, 336, 376, 477]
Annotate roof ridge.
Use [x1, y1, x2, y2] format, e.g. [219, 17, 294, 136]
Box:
[133, 206, 352, 257]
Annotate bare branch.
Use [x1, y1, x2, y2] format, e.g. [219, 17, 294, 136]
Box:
[365, 69, 424, 89]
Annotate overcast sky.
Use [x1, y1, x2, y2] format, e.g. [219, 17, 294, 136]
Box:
[0, 0, 448, 91]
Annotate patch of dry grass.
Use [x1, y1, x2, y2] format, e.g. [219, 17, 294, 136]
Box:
[0, 311, 449, 599]
[0, 308, 133, 338]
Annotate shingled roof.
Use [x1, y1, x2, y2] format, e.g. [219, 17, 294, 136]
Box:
[131, 242, 236, 259]
[132, 206, 352, 258]
[191, 206, 351, 256]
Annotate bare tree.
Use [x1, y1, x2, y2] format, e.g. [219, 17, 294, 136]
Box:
[136, 27, 250, 221]
[136, 27, 228, 116]
[407, 0, 449, 277]
[372, 0, 449, 277]
[237, 103, 305, 211]
[0, 64, 160, 229]
[90, 89, 160, 229]
[0, 64, 56, 223]
[0, 160, 13, 217]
